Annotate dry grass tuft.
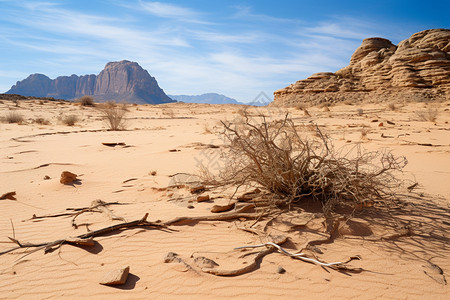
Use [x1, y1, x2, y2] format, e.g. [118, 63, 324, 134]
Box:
[387, 102, 397, 111]
[360, 128, 369, 140]
[4, 112, 24, 124]
[203, 123, 213, 134]
[415, 107, 439, 122]
[79, 95, 95, 107]
[207, 112, 406, 214]
[162, 108, 175, 118]
[62, 115, 79, 126]
[33, 117, 51, 125]
[98, 102, 128, 131]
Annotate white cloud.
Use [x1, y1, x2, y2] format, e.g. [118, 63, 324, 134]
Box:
[187, 29, 261, 44]
[136, 0, 210, 24]
[139, 1, 195, 18]
[231, 5, 302, 25]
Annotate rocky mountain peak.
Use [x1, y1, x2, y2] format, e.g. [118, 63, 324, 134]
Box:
[6, 60, 173, 104]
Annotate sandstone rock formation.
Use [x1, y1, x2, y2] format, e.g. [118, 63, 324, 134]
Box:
[273, 29, 450, 106]
[7, 60, 174, 104]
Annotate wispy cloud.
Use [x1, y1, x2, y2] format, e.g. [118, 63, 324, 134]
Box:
[187, 29, 262, 44]
[231, 5, 302, 24]
[138, 1, 195, 18]
[136, 1, 210, 24]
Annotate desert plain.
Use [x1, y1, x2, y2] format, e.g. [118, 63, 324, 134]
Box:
[0, 98, 449, 299]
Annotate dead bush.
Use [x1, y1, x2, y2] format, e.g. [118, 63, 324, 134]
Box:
[387, 102, 396, 111]
[210, 113, 407, 214]
[33, 117, 51, 125]
[162, 108, 175, 118]
[62, 115, 79, 126]
[98, 102, 128, 130]
[79, 95, 95, 106]
[203, 123, 213, 134]
[4, 112, 24, 124]
[360, 128, 369, 140]
[416, 107, 439, 122]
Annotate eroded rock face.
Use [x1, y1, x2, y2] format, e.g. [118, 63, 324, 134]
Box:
[7, 60, 174, 104]
[273, 29, 450, 106]
[93, 60, 172, 104]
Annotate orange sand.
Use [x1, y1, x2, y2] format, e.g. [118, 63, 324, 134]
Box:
[0, 99, 449, 299]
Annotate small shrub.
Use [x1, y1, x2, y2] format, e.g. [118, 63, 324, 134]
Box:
[79, 96, 95, 106]
[62, 114, 79, 126]
[203, 123, 213, 134]
[5, 112, 24, 124]
[416, 107, 439, 122]
[98, 102, 128, 130]
[360, 128, 369, 139]
[162, 108, 175, 118]
[387, 103, 396, 111]
[34, 117, 51, 125]
[356, 108, 364, 116]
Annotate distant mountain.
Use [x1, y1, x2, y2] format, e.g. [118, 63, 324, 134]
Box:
[168, 93, 243, 105]
[6, 60, 174, 104]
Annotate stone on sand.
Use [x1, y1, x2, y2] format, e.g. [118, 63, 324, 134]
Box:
[100, 266, 130, 286]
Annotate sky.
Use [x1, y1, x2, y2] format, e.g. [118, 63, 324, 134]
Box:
[0, 0, 449, 103]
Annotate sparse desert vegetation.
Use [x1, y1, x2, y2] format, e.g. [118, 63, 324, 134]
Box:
[4, 111, 24, 124]
[356, 108, 364, 115]
[62, 114, 79, 126]
[79, 95, 95, 106]
[387, 102, 397, 111]
[98, 101, 128, 130]
[416, 107, 439, 122]
[33, 117, 51, 125]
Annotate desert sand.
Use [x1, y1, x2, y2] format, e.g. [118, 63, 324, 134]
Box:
[0, 98, 449, 299]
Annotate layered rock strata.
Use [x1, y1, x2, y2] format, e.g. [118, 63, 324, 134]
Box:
[273, 29, 450, 106]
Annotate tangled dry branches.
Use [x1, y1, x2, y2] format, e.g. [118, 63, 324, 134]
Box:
[98, 102, 128, 131]
[213, 112, 407, 214]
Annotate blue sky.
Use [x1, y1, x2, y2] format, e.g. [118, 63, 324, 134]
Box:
[1, 0, 449, 102]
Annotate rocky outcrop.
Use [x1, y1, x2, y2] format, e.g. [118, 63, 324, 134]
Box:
[6, 60, 174, 104]
[273, 29, 450, 106]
